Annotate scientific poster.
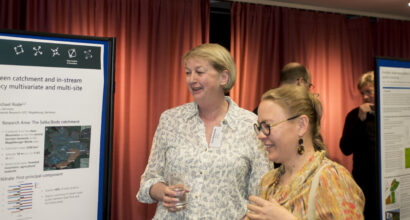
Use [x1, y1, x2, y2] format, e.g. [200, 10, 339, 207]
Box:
[376, 58, 410, 220]
[0, 31, 114, 220]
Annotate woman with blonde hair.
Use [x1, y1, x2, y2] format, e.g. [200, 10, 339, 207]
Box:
[137, 43, 269, 219]
[247, 85, 364, 219]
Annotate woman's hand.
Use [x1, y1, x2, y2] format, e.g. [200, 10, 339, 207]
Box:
[246, 196, 295, 220]
[149, 182, 189, 212]
[162, 184, 189, 212]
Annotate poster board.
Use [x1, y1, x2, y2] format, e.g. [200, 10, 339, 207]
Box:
[0, 29, 115, 220]
[375, 57, 410, 220]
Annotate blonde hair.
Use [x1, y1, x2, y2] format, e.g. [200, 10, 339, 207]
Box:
[261, 85, 326, 152]
[184, 43, 236, 93]
[357, 71, 374, 90]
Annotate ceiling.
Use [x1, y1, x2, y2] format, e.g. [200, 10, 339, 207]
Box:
[219, 0, 410, 20]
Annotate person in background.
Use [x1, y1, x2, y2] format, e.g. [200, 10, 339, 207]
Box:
[137, 43, 270, 219]
[253, 62, 313, 114]
[247, 85, 364, 219]
[278, 62, 313, 89]
[340, 71, 377, 219]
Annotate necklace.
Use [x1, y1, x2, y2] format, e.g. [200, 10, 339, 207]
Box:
[273, 165, 285, 186]
[266, 165, 285, 201]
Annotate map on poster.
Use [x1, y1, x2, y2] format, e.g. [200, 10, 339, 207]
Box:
[44, 126, 91, 170]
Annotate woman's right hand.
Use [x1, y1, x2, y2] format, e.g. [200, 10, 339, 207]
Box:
[246, 196, 296, 220]
[162, 185, 188, 212]
[149, 182, 189, 212]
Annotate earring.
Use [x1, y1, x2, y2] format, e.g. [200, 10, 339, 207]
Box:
[297, 137, 305, 155]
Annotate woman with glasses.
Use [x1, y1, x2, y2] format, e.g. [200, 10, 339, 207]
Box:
[247, 85, 364, 219]
[137, 43, 269, 219]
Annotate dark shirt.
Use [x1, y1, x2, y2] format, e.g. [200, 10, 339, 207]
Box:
[340, 107, 378, 219]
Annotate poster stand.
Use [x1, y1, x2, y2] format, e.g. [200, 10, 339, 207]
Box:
[375, 57, 410, 220]
[0, 29, 115, 220]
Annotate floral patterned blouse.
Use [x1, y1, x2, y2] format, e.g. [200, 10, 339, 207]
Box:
[137, 97, 270, 219]
[260, 151, 365, 219]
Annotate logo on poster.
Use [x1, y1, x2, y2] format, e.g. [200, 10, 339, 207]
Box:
[14, 44, 24, 55]
[33, 46, 43, 56]
[84, 49, 93, 60]
[68, 48, 77, 58]
[51, 47, 60, 57]
[67, 48, 78, 65]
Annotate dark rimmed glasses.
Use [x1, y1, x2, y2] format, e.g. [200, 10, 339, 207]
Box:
[253, 115, 300, 136]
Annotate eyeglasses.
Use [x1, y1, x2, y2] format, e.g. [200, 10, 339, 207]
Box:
[360, 89, 374, 96]
[254, 115, 300, 136]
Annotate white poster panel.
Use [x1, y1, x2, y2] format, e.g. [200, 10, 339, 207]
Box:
[377, 58, 410, 220]
[0, 33, 111, 220]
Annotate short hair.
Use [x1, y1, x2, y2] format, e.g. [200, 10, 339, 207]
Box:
[184, 43, 236, 93]
[279, 62, 311, 87]
[357, 71, 374, 90]
[261, 85, 326, 152]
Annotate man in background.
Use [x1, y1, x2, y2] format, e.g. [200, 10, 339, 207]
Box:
[340, 71, 377, 220]
[278, 62, 313, 88]
[253, 62, 313, 114]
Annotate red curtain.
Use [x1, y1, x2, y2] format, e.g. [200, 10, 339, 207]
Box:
[0, 0, 209, 219]
[231, 2, 410, 172]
